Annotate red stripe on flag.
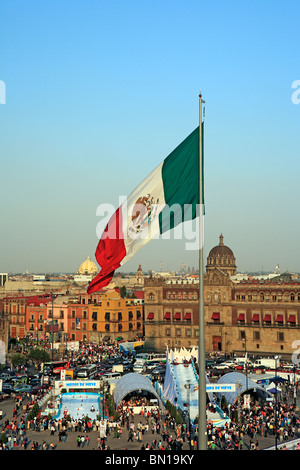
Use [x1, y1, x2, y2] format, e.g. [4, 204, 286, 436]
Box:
[87, 207, 126, 293]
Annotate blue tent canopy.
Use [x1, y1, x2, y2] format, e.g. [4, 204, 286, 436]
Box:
[215, 372, 274, 404]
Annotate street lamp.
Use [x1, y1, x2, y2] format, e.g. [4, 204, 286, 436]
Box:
[274, 355, 280, 450]
[242, 335, 248, 392]
[184, 380, 191, 435]
[102, 381, 108, 420]
[236, 380, 242, 424]
[293, 365, 297, 406]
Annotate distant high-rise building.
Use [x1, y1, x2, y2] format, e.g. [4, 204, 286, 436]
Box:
[0, 273, 8, 287]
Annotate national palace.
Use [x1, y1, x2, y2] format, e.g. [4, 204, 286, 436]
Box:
[144, 234, 300, 360]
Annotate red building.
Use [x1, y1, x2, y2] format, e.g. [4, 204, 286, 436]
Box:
[3, 294, 52, 339]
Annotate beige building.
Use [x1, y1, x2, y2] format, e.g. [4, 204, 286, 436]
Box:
[144, 234, 300, 360]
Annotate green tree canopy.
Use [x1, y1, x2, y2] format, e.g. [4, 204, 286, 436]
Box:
[29, 348, 50, 364]
[10, 353, 27, 367]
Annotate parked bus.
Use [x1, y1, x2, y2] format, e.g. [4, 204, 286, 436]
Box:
[42, 360, 70, 376]
[76, 364, 98, 379]
[145, 353, 166, 364]
[135, 353, 149, 361]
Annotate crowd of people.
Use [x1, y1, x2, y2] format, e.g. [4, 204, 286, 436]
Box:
[1, 340, 300, 450]
[120, 406, 190, 450]
[207, 397, 300, 450]
[0, 340, 123, 450]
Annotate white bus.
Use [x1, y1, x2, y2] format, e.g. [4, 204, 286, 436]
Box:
[76, 364, 98, 379]
[145, 353, 166, 364]
[135, 353, 149, 360]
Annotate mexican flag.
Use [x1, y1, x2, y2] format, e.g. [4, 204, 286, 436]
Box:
[87, 125, 203, 294]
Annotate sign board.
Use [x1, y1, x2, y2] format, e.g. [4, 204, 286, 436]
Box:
[244, 393, 251, 409]
[206, 384, 236, 393]
[65, 341, 80, 351]
[99, 419, 107, 438]
[55, 380, 100, 391]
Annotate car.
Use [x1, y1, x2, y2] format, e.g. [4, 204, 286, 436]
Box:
[212, 363, 231, 370]
[133, 365, 144, 373]
[145, 363, 157, 370]
[2, 384, 14, 394]
[0, 391, 10, 401]
[97, 370, 109, 377]
[234, 363, 246, 370]
[281, 364, 295, 371]
[30, 373, 43, 381]
[152, 369, 165, 376]
[223, 361, 236, 368]
[13, 384, 32, 393]
[0, 373, 13, 381]
[31, 385, 45, 394]
[102, 372, 121, 380]
[28, 378, 41, 386]
[252, 365, 266, 372]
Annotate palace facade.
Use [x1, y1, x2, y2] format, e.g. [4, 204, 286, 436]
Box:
[144, 234, 300, 360]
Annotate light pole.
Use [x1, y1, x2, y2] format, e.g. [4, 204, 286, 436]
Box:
[198, 92, 207, 450]
[236, 380, 242, 424]
[293, 365, 297, 406]
[242, 335, 248, 392]
[184, 380, 191, 435]
[51, 292, 54, 361]
[102, 381, 108, 420]
[274, 355, 280, 450]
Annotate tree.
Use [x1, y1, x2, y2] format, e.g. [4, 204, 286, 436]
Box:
[29, 348, 50, 366]
[11, 354, 27, 367]
[120, 286, 127, 298]
[27, 402, 40, 422]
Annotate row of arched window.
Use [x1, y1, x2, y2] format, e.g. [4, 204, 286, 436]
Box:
[148, 291, 198, 301]
[235, 292, 300, 302]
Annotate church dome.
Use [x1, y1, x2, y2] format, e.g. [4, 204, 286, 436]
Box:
[208, 234, 235, 258]
[77, 256, 98, 276]
[206, 234, 236, 276]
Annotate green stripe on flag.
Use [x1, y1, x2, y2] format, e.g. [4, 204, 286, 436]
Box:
[159, 124, 203, 234]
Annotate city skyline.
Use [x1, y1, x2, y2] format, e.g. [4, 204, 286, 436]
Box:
[1, 1, 299, 275]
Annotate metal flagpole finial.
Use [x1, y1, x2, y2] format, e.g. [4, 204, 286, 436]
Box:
[199, 91, 205, 103]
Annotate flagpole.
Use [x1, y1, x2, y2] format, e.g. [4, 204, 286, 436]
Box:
[198, 92, 207, 450]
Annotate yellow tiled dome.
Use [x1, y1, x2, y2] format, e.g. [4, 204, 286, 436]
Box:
[77, 256, 98, 275]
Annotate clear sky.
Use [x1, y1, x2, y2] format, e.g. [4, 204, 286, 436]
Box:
[0, 0, 299, 275]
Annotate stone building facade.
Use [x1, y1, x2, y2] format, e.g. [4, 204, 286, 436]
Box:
[144, 235, 300, 360]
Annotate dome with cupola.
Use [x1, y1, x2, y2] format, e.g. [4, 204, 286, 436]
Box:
[77, 256, 98, 276]
[206, 234, 236, 276]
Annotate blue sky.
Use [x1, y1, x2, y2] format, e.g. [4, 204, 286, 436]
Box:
[0, 0, 299, 274]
